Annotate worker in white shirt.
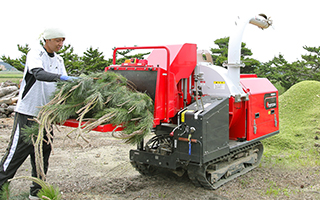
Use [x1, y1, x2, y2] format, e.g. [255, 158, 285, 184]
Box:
[0, 27, 77, 200]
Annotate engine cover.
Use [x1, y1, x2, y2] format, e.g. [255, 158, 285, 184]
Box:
[176, 96, 230, 164]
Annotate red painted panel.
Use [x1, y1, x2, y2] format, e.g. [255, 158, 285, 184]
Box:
[229, 97, 247, 140]
[240, 78, 279, 141]
[63, 119, 124, 132]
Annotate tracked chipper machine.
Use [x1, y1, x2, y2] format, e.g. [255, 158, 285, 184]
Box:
[67, 14, 278, 189]
[103, 14, 278, 189]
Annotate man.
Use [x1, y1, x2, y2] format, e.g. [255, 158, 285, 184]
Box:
[0, 28, 76, 200]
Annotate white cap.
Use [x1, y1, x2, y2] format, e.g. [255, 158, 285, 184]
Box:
[43, 28, 66, 40]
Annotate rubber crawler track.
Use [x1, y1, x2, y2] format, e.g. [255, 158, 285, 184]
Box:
[187, 141, 263, 190]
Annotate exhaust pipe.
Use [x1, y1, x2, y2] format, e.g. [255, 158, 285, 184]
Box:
[224, 14, 272, 100]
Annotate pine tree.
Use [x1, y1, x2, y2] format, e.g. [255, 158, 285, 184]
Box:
[58, 44, 83, 76]
[300, 46, 320, 80]
[81, 47, 108, 74]
[210, 37, 260, 73]
[0, 44, 29, 72]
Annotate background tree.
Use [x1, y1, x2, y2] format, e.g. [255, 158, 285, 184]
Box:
[78, 46, 150, 75]
[277, 59, 311, 90]
[256, 54, 312, 90]
[1, 44, 150, 75]
[1, 44, 30, 71]
[4, 40, 320, 93]
[112, 47, 150, 65]
[300, 46, 320, 80]
[80, 47, 109, 75]
[210, 37, 260, 73]
[255, 54, 289, 87]
[210, 37, 228, 66]
[58, 44, 82, 76]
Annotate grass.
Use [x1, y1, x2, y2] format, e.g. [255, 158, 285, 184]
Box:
[262, 80, 320, 168]
[0, 72, 23, 84]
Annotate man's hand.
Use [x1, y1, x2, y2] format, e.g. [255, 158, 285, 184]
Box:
[60, 75, 80, 81]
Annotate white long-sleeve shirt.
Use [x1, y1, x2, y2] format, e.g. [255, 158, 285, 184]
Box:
[15, 45, 67, 116]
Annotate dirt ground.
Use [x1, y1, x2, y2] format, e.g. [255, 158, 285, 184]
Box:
[0, 117, 319, 200]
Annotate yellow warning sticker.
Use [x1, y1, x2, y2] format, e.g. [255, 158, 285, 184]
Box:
[213, 81, 225, 84]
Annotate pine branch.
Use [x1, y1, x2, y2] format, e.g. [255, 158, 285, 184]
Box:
[31, 71, 154, 179]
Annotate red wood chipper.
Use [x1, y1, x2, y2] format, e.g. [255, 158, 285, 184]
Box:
[66, 14, 278, 189]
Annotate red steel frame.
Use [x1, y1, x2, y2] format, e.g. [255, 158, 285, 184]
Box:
[111, 44, 197, 124]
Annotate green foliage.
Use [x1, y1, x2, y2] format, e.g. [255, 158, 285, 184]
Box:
[21, 123, 39, 145]
[37, 184, 61, 200]
[113, 47, 150, 65]
[272, 82, 286, 95]
[263, 80, 320, 168]
[0, 183, 10, 200]
[242, 57, 261, 74]
[210, 37, 229, 66]
[210, 37, 260, 73]
[280, 60, 310, 89]
[3, 37, 320, 91]
[81, 47, 108, 74]
[0, 44, 29, 72]
[0, 56, 22, 72]
[16, 44, 29, 70]
[300, 46, 320, 80]
[209, 38, 320, 89]
[38, 72, 154, 145]
[8, 176, 61, 200]
[1, 43, 150, 76]
[57, 44, 82, 76]
[257, 45, 320, 91]
[255, 54, 290, 86]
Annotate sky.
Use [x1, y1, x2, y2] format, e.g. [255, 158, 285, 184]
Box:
[1, 0, 319, 63]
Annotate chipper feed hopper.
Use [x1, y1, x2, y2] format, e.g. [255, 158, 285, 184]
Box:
[69, 14, 278, 189]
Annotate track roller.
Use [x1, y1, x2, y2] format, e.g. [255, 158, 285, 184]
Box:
[130, 161, 158, 176]
[187, 142, 263, 189]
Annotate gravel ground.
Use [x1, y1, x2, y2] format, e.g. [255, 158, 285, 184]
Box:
[0, 118, 319, 200]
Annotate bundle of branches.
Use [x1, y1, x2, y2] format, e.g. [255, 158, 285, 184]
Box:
[42, 71, 154, 144]
[30, 72, 154, 178]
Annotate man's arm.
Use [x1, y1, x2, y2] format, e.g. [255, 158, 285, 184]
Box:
[31, 68, 61, 82]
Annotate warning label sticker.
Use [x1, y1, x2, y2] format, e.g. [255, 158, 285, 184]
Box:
[213, 81, 225, 89]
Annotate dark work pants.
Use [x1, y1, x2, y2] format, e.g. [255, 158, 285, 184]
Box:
[0, 112, 52, 196]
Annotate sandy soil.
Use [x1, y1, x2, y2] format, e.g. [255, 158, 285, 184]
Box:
[0, 117, 319, 200]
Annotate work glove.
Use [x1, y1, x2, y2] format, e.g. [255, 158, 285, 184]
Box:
[60, 75, 80, 81]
